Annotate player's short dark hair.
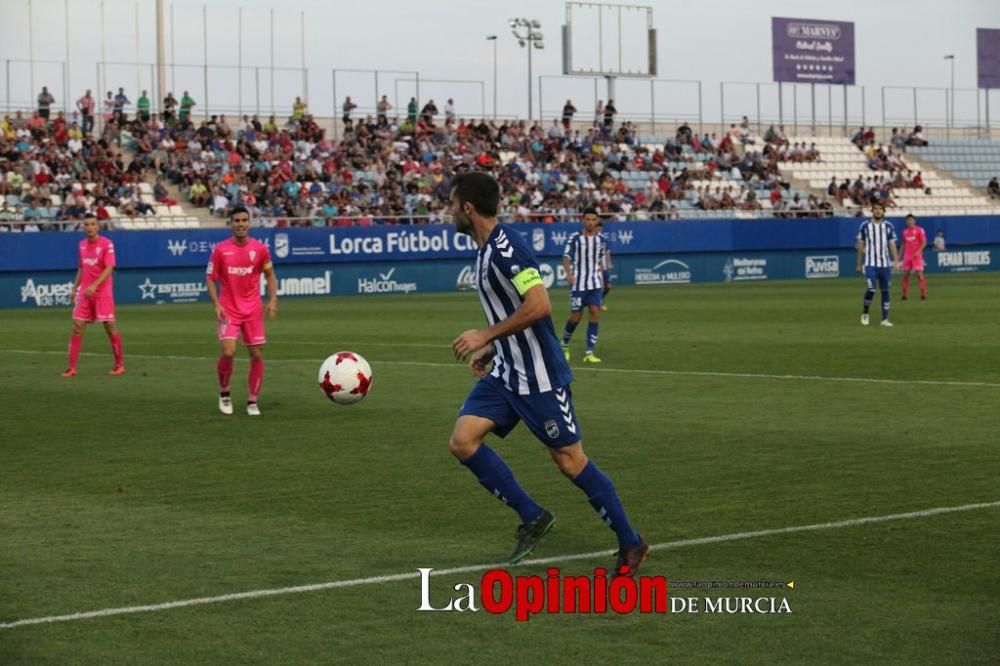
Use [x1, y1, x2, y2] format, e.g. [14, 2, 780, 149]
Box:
[582, 207, 599, 217]
[449, 172, 499, 217]
[83, 211, 97, 220]
[229, 205, 250, 220]
[905, 213, 915, 219]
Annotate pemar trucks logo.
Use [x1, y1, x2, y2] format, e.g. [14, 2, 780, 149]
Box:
[936, 250, 991, 272]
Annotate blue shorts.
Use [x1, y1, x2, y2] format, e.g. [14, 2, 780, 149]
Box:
[458, 375, 582, 448]
[864, 266, 892, 291]
[570, 289, 603, 312]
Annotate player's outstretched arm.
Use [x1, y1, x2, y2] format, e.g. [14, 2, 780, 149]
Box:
[453, 284, 551, 360]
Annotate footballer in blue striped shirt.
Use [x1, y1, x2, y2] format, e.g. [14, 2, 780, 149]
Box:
[561, 208, 609, 363]
[448, 172, 648, 576]
[855, 202, 900, 327]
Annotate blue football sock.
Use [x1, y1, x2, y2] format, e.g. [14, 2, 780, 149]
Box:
[461, 444, 544, 524]
[863, 289, 874, 314]
[881, 289, 891, 320]
[586, 322, 599, 353]
[562, 320, 579, 345]
[572, 460, 640, 548]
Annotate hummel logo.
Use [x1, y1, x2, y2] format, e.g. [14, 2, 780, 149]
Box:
[499, 247, 514, 258]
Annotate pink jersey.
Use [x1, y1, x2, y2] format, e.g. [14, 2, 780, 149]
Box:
[901, 226, 926, 257]
[207, 237, 272, 319]
[78, 236, 116, 298]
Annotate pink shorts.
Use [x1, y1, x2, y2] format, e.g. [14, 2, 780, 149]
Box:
[73, 294, 115, 322]
[903, 255, 925, 271]
[217, 314, 267, 346]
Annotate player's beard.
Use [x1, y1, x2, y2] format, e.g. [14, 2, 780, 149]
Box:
[454, 209, 473, 235]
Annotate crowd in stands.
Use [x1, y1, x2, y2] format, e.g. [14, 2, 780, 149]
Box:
[0, 97, 168, 232]
[23, 82, 1000, 231]
[843, 125, 936, 212]
[143, 93, 825, 225]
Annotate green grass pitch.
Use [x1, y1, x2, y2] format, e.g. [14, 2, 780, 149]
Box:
[2, 275, 998, 663]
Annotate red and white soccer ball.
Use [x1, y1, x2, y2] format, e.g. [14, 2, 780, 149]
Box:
[318, 352, 373, 405]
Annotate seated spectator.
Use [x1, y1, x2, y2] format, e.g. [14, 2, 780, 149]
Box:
[211, 187, 229, 216]
[787, 193, 805, 218]
[933, 230, 946, 250]
[905, 125, 927, 147]
[890, 127, 906, 151]
[987, 176, 999, 199]
[851, 126, 865, 149]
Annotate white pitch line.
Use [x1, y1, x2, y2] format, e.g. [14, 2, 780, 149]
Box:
[5, 348, 1000, 389]
[1, 500, 998, 630]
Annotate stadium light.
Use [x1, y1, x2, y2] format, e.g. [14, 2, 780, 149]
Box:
[487, 35, 498, 119]
[509, 17, 544, 120]
[944, 54, 955, 132]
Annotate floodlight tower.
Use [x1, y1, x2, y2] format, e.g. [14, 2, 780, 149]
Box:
[510, 18, 544, 120]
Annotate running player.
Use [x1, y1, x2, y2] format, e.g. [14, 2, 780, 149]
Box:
[206, 206, 278, 415]
[560, 208, 607, 363]
[856, 203, 900, 326]
[448, 172, 648, 576]
[900, 214, 927, 300]
[63, 212, 125, 376]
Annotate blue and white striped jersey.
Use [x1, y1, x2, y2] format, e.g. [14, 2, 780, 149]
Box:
[475, 224, 574, 394]
[563, 230, 608, 291]
[857, 219, 897, 268]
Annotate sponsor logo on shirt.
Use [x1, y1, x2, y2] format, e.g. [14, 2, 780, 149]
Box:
[805, 255, 840, 279]
[228, 266, 255, 276]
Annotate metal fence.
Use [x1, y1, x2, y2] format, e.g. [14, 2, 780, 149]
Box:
[2, 57, 998, 141]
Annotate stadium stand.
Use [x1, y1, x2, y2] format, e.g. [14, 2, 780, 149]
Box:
[3, 85, 996, 231]
[903, 140, 1000, 200]
[777, 136, 996, 217]
[0, 107, 201, 231]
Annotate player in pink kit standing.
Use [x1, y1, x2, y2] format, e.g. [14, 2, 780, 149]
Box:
[206, 206, 278, 416]
[63, 212, 125, 377]
[900, 214, 928, 300]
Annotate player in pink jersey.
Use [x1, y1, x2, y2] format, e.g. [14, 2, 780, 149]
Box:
[63, 212, 125, 377]
[206, 206, 278, 416]
[900, 214, 928, 300]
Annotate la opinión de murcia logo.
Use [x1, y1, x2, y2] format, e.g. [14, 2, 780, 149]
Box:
[416, 568, 792, 621]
